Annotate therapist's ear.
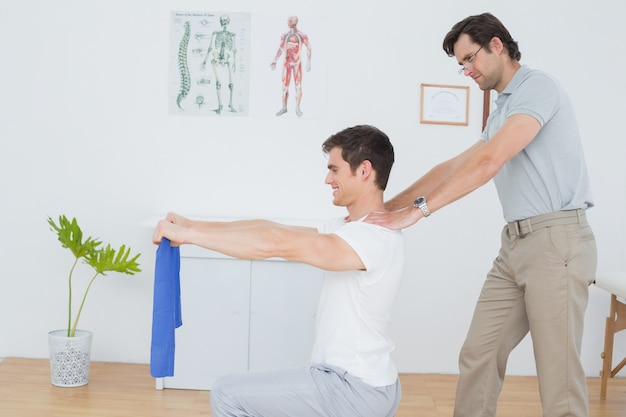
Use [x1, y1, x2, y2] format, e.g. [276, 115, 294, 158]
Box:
[490, 36, 505, 55]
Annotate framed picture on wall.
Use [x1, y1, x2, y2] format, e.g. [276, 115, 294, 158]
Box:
[420, 83, 469, 126]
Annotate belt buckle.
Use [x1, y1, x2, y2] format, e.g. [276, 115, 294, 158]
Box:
[518, 218, 533, 236]
[508, 220, 521, 236]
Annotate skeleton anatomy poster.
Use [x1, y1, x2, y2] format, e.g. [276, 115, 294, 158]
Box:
[169, 11, 251, 117]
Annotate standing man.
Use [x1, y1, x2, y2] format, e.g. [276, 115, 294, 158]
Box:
[270, 16, 312, 117]
[153, 125, 404, 417]
[366, 12, 596, 417]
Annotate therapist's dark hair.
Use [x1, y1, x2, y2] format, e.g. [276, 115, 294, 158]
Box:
[322, 125, 394, 191]
[443, 12, 522, 61]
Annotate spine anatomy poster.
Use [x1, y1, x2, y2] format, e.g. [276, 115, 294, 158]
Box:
[169, 12, 251, 117]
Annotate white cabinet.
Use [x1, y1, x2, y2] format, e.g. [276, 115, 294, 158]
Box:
[156, 246, 323, 390]
[248, 261, 322, 371]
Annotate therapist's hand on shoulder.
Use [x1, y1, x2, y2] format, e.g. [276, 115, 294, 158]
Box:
[364, 206, 421, 230]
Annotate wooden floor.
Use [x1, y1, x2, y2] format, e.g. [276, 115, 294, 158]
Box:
[0, 358, 624, 416]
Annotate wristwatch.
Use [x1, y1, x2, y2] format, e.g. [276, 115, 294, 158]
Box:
[413, 196, 431, 217]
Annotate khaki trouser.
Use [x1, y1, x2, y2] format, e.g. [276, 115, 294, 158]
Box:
[454, 209, 597, 417]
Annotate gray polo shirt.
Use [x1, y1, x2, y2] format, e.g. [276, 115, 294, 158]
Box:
[482, 65, 593, 222]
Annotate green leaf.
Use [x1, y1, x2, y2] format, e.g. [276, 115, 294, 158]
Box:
[48, 215, 102, 259]
[84, 244, 142, 276]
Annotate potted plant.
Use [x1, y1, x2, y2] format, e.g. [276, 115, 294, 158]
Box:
[47, 215, 141, 387]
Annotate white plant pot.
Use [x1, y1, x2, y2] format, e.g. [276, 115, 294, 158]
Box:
[48, 329, 93, 387]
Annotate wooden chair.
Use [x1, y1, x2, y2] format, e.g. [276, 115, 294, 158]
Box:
[594, 273, 626, 400]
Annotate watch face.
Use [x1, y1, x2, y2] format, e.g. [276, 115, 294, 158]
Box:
[415, 197, 425, 206]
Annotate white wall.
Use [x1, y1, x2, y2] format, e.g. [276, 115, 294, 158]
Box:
[1, 0, 624, 376]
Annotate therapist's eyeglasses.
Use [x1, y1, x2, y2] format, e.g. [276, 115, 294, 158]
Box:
[458, 46, 483, 75]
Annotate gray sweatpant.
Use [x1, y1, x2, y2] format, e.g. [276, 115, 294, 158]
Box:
[210, 363, 401, 417]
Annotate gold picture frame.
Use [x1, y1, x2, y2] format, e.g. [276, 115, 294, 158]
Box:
[420, 83, 469, 126]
